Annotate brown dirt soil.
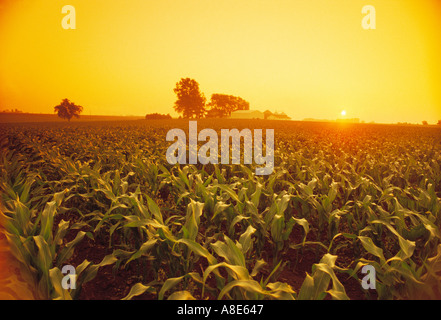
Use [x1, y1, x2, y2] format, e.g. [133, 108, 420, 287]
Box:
[62, 224, 377, 300]
[47, 205, 379, 300]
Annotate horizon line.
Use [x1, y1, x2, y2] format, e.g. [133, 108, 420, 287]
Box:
[1, 111, 440, 126]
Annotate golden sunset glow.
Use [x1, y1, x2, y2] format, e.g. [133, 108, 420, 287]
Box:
[1, 0, 440, 123]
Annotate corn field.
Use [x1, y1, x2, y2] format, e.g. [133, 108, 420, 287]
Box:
[0, 119, 440, 300]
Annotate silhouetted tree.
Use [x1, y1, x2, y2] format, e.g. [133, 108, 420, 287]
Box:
[437, 120, 441, 126]
[54, 98, 83, 121]
[207, 94, 249, 117]
[422, 120, 428, 126]
[173, 78, 206, 119]
[1, 108, 23, 113]
[205, 108, 224, 118]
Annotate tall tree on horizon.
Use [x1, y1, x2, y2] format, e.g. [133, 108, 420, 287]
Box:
[54, 98, 83, 121]
[207, 94, 249, 117]
[173, 78, 206, 119]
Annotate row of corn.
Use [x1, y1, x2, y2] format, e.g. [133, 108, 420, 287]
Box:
[0, 121, 440, 299]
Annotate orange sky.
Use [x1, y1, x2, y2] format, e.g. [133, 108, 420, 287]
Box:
[0, 0, 440, 123]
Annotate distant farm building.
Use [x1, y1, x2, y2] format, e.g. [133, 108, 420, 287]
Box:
[263, 110, 291, 120]
[266, 112, 291, 120]
[230, 110, 264, 119]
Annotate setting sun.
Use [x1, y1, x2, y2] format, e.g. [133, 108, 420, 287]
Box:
[341, 110, 347, 117]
